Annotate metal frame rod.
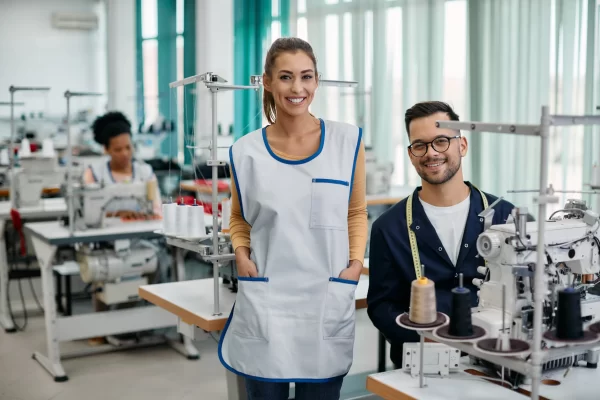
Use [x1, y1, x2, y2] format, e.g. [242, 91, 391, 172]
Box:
[435, 120, 540, 136]
[318, 79, 358, 88]
[64, 90, 103, 235]
[169, 74, 208, 89]
[8, 85, 51, 208]
[205, 83, 260, 92]
[0, 102, 24, 106]
[529, 105, 552, 400]
[211, 90, 220, 316]
[550, 115, 600, 126]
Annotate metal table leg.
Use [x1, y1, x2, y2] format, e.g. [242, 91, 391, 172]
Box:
[0, 219, 15, 332]
[166, 247, 199, 360]
[29, 235, 67, 381]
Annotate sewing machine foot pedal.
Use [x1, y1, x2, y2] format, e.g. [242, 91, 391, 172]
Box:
[5, 328, 16, 333]
[587, 362, 597, 368]
[54, 375, 68, 382]
[187, 354, 200, 360]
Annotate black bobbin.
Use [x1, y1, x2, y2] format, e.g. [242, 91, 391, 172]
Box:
[556, 287, 583, 340]
[448, 286, 473, 337]
[433, 273, 486, 341]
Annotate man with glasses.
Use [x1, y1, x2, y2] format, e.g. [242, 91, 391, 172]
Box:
[366, 101, 515, 367]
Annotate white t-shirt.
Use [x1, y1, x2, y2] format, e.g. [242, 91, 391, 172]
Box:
[420, 195, 470, 266]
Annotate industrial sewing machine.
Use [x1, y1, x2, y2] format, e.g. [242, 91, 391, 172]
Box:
[474, 200, 600, 374]
[68, 180, 157, 230]
[12, 154, 64, 207]
[77, 239, 159, 305]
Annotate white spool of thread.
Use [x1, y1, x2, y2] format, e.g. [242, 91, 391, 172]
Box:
[42, 138, 55, 157]
[188, 202, 206, 238]
[0, 148, 9, 165]
[221, 198, 231, 233]
[20, 138, 31, 157]
[162, 202, 177, 235]
[176, 203, 189, 237]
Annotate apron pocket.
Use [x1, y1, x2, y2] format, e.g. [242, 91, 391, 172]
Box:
[310, 179, 349, 230]
[323, 277, 357, 339]
[232, 277, 269, 340]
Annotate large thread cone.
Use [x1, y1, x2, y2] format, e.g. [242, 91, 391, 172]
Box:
[448, 286, 473, 337]
[409, 278, 437, 324]
[556, 288, 583, 340]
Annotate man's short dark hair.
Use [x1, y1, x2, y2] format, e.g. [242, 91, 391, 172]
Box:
[404, 101, 460, 138]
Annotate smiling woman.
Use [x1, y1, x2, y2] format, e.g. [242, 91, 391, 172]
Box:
[219, 37, 368, 400]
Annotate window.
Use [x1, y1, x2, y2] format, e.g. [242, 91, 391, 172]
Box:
[136, 0, 195, 163]
[141, 0, 159, 124]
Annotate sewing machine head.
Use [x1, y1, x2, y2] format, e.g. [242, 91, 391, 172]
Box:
[474, 202, 600, 340]
[13, 154, 62, 207]
[74, 180, 156, 229]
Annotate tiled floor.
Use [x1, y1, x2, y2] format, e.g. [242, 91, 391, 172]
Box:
[0, 259, 388, 400]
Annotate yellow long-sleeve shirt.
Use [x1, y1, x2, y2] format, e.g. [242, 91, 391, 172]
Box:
[229, 141, 368, 264]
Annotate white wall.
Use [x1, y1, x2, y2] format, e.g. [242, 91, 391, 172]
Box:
[195, 0, 234, 161]
[0, 0, 106, 129]
[106, 0, 137, 127]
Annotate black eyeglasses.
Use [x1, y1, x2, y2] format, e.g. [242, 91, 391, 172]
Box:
[407, 135, 461, 157]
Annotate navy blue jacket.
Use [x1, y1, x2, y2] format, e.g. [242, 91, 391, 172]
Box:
[366, 182, 515, 366]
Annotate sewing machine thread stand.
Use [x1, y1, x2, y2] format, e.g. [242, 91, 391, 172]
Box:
[396, 265, 448, 388]
[433, 273, 488, 343]
[474, 284, 532, 357]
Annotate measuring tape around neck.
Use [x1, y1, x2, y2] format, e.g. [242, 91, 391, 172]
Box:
[406, 186, 489, 279]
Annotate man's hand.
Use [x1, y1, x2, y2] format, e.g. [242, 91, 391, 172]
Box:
[338, 259, 363, 282]
[235, 247, 258, 277]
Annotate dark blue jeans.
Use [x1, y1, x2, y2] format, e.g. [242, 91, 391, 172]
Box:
[245, 377, 344, 400]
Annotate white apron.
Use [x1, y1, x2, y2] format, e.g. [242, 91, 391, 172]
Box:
[219, 119, 363, 382]
[88, 159, 154, 212]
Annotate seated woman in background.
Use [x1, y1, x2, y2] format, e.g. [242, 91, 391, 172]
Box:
[84, 111, 162, 219]
[85, 111, 164, 346]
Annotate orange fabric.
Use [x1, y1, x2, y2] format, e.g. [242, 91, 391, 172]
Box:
[229, 141, 368, 263]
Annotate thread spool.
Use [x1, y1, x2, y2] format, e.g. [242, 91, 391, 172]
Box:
[176, 201, 189, 237]
[20, 138, 31, 157]
[556, 288, 583, 340]
[42, 138, 55, 157]
[221, 198, 231, 233]
[408, 277, 437, 324]
[448, 285, 473, 337]
[162, 200, 177, 235]
[0, 148, 9, 165]
[187, 200, 206, 237]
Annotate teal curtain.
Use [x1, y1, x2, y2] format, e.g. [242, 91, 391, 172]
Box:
[467, 0, 598, 218]
[183, 0, 196, 164]
[233, 0, 271, 140]
[300, 0, 445, 184]
[233, 0, 290, 140]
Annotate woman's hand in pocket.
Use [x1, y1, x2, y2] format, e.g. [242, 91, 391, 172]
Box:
[338, 259, 362, 282]
[235, 246, 258, 277]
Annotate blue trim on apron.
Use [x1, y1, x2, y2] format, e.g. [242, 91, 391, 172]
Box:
[349, 127, 362, 202]
[261, 119, 325, 165]
[229, 146, 247, 223]
[312, 178, 349, 186]
[218, 303, 350, 383]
